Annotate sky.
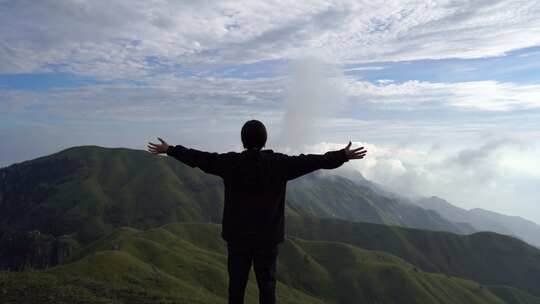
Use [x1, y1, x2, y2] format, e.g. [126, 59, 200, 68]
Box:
[1, 0, 539, 223]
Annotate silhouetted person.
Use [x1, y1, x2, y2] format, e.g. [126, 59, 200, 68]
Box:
[147, 120, 367, 304]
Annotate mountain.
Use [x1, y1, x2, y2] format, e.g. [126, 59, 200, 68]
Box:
[469, 208, 540, 248]
[0, 145, 469, 245]
[3, 223, 539, 304]
[286, 216, 540, 297]
[0, 146, 225, 242]
[416, 196, 540, 248]
[288, 173, 473, 234]
[3, 145, 540, 301]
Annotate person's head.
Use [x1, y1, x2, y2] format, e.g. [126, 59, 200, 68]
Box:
[241, 120, 267, 150]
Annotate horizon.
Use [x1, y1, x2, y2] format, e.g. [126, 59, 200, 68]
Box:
[1, 1, 540, 224]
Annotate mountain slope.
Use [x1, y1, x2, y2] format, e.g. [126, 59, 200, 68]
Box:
[3, 223, 533, 304]
[416, 196, 540, 248]
[488, 286, 540, 304]
[287, 216, 540, 297]
[288, 173, 472, 234]
[0, 146, 225, 242]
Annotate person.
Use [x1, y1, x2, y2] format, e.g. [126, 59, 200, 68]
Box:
[147, 119, 367, 304]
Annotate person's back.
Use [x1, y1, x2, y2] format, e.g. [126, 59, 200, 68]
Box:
[222, 148, 289, 246]
[147, 119, 367, 304]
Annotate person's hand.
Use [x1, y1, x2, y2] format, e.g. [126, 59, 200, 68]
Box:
[344, 141, 367, 160]
[147, 138, 170, 154]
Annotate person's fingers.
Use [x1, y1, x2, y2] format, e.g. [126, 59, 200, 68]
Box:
[148, 142, 159, 147]
[158, 137, 166, 144]
[147, 144, 160, 151]
[350, 150, 367, 159]
[354, 152, 367, 157]
[345, 141, 352, 150]
[351, 147, 365, 152]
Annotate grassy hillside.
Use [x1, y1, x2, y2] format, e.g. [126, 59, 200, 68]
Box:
[0, 146, 225, 242]
[488, 286, 540, 304]
[287, 216, 540, 296]
[3, 223, 535, 304]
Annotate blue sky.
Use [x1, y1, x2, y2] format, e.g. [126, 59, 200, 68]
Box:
[1, 0, 540, 223]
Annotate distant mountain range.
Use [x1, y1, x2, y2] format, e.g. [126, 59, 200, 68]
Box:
[288, 172, 475, 234]
[2, 145, 540, 303]
[414, 196, 540, 248]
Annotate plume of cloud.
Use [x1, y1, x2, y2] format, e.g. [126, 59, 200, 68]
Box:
[277, 58, 345, 148]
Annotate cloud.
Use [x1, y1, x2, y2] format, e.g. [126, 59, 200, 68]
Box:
[343, 66, 385, 72]
[446, 139, 519, 168]
[3, 75, 538, 126]
[0, 75, 284, 121]
[345, 80, 540, 111]
[2, 1, 540, 77]
[298, 139, 540, 223]
[278, 58, 346, 146]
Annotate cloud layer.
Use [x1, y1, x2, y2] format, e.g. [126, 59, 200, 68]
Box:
[304, 139, 540, 223]
[2, 0, 540, 76]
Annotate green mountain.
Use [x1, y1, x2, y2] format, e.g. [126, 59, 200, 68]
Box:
[3, 223, 539, 304]
[2, 145, 540, 302]
[0, 146, 225, 242]
[0, 145, 468, 244]
[288, 173, 473, 234]
[287, 216, 540, 297]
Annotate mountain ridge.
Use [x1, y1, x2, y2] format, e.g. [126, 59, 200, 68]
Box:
[416, 196, 540, 248]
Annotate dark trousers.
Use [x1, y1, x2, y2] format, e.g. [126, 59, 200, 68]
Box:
[227, 242, 279, 304]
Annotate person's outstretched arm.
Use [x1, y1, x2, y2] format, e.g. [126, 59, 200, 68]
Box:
[284, 141, 367, 180]
[147, 137, 227, 177]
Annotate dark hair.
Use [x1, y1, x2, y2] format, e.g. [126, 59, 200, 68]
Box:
[241, 120, 267, 150]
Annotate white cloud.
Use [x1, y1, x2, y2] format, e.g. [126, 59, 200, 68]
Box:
[298, 139, 540, 224]
[0, 75, 285, 122]
[345, 80, 540, 111]
[1, 1, 540, 76]
[278, 58, 346, 146]
[343, 66, 385, 72]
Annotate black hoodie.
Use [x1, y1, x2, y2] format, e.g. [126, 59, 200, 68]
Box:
[167, 145, 349, 245]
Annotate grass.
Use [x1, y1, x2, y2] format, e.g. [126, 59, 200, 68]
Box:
[4, 223, 539, 304]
